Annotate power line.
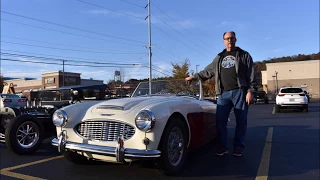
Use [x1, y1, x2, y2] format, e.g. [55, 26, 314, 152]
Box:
[2, 35, 145, 53]
[154, 47, 182, 62]
[136, 56, 172, 75]
[151, 64, 172, 75]
[1, 49, 141, 64]
[152, 53, 173, 65]
[151, 12, 211, 55]
[1, 58, 142, 68]
[1, 52, 142, 66]
[75, 0, 145, 20]
[115, 0, 211, 57]
[156, 45, 183, 60]
[72, 1, 208, 60]
[1, 11, 146, 44]
[151, 1, 213, 48]
[152, 67, 171, 77]
[151, 23, 208, 58]
[1, 41, 147, 55]
[119, 0, 145, 9]
[1, 19, 144, 47]
[1, 58, 171, 76]
[1, 51, 171, 75]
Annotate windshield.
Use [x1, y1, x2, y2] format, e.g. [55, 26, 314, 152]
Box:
[0, 94, 20, 98]
[38, 90, 71, 101]
[131, 79, 202, 98]
[254, 91, 266, 97]
[280, 88, 303, 93]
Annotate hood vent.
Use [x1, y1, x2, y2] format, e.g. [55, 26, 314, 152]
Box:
[96, 105, 125, 111]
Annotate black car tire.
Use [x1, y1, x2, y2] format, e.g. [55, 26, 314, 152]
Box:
[5, 114, 44, 155]
[303, 105, 308, 113]
[156, 117, 188, 176]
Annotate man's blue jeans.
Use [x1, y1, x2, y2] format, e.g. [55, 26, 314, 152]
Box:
[216, 88, 249, 150]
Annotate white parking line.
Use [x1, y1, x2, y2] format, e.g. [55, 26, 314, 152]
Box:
[255, 127, 273, 180]
[0, 170, 46, 180]
[0, 155, 63, 180]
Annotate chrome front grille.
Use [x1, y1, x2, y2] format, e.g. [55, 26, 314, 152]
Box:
[75, 121, 135, 141]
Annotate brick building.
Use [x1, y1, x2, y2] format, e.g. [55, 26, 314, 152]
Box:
[4, 71, 104, 92]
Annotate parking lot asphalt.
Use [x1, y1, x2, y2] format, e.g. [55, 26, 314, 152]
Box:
[0, 101, 319, 180]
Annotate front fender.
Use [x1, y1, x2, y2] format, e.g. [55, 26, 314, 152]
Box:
[144, 99, 203, 150]
[59, 101, 103, 129]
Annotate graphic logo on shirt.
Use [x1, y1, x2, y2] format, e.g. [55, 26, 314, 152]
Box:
[221, 55, 236, 68]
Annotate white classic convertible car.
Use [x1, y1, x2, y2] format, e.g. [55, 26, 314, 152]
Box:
[52, 80, 217, 175]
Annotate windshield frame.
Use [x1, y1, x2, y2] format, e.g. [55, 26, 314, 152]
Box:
[131, 79, 204, 100]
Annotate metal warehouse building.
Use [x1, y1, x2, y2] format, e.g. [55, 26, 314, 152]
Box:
[261, 60, 320, 100]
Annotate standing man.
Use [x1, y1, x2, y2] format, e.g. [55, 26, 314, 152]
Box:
[185, 31, 257, 157]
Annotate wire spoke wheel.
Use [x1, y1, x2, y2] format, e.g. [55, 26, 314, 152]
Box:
[167, 127, 184, 167]
[16, 121, 39, 148]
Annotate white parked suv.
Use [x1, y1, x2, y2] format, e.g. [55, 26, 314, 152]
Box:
[275, 87, 308, 112]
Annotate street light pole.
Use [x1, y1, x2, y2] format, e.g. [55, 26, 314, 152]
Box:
[275, 71, 278, 94]
[62, 59, 65, 87]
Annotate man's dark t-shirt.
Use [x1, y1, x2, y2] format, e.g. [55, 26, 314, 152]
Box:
[220, 50, 239, 91]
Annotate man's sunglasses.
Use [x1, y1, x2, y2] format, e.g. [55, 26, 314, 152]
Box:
[224, 37, 235, 40]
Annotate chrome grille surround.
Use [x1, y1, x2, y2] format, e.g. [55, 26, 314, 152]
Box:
[75, 120, 135, 142]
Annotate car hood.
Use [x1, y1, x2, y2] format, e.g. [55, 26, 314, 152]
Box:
[90, 96, 185, 115]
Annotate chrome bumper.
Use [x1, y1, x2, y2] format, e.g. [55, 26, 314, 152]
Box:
[0, 133, 5, 143]
[52, 130, 161, 162]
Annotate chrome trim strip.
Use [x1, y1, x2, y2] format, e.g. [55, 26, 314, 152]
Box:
[96, 105, 125, 110]
[52, 138, 161, 160]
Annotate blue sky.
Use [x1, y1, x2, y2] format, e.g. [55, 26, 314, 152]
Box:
[1, 0, 319, 83]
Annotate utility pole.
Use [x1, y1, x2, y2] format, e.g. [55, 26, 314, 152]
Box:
[62, 59, 65, 87]
[273, 71, 278, 94]
[145, 0, 152, 95]
[275, 71, 278, 94]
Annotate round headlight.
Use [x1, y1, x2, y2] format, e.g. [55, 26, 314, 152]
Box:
[135, 110, 155, 132]
[52, 110, 68, 127]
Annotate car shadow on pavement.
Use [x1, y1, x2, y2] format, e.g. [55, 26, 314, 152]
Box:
[5, 125, 317, 180]
[51, 125, 318, 179]
[173, 125, 319, 179]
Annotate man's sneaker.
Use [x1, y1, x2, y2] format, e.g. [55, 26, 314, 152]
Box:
[233, 148, 243, 157]
[215, 147, 228, 156]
